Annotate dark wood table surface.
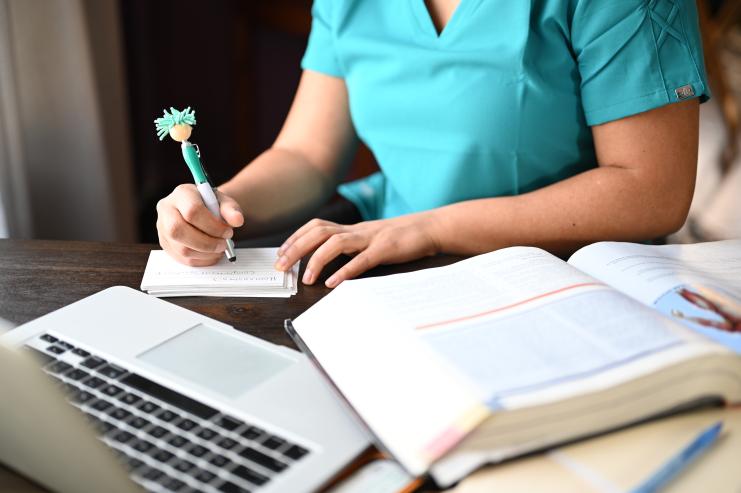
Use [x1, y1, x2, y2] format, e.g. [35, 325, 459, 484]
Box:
[0, 239, 460, 492]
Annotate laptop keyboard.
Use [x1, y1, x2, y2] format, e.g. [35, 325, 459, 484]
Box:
[26, 333, 311, 493]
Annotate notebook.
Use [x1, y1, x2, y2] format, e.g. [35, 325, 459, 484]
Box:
[140, 248, 299, 298]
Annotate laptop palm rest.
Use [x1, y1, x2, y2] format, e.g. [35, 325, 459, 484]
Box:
[138, 324, 294, 399]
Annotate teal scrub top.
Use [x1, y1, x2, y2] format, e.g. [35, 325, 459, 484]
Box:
[301, 0, 709, 221]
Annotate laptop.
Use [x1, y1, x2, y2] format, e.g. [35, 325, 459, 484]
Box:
[0, 286, 370, 493]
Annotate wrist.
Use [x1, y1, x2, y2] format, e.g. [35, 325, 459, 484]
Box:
[420, 209, 445, 256]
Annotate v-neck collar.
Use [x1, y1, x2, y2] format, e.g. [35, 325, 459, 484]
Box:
[410, 0, 473, 40]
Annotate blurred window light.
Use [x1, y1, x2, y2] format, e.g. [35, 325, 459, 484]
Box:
[0, 196, 7, 238]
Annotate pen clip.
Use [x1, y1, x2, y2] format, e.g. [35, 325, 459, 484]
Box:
[191, 142, 214, 186]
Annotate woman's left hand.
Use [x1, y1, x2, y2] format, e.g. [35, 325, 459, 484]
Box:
[274, 212, 441, 287]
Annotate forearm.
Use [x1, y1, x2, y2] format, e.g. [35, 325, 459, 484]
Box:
[429, 163, 694, 257]
[219, 147, 340, 237]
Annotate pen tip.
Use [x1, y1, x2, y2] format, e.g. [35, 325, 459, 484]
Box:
[228, 257, 236, 262]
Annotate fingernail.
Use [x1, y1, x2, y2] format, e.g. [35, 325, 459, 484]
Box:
[325, 275, 338, 288]
[302, 269, 313, 285]
[223, 229, 233, 239]
[275, 256, 288, 270]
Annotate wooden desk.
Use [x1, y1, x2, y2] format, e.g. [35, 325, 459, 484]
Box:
[0, 238, 459, 492]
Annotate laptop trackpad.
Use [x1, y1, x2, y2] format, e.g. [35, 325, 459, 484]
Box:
[138, 324, 293, 398]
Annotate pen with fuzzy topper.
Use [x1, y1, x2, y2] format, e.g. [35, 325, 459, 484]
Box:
[154, 107, 236, 262]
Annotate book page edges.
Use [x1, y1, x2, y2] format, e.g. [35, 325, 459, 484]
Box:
[293, 283, 490, 476]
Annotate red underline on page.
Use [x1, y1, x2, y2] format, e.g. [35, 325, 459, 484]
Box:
[415, 282, 604, 330]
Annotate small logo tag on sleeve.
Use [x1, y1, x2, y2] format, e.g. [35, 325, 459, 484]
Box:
[675, 85, 695, 100]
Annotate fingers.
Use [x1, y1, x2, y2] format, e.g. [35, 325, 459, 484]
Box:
[302, 233, 367, 285]
[278, 218, 331, 257]
[275, 220, 342, 271]
[156, 184, 242, 266]
[158, 236, 222, 267]
[170, 185, 234, 239]
[217, 190, 245, 228]
[325, 249, 381, 288]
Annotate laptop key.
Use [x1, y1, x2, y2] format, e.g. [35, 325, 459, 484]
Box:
[194, 469, 216, 483]
[176, 418, 197, 431]
[218, 481, 252, 493]
[108, 408, 132, 421]
[157, 409, 178, 423]
[216, 415, 242, 431]
[142, 468, 164, 481]
[231, 464, 269, 486]
[147, 425, 168, 439]
[197, 428, 220, 441]
[261, 436, 286, 450]
[91, 399, 113, 412]
[167, 435, 190, 448]
[240, 426, 264, 441]
[71, 347, 90, 357]
[174, 459, 196, 472]
[71, 389, 96, 404]
[57, 341, 75, 350]
[283, 444, 309, 461]
[102, 384, 124, 397]
[40, 334, 58, 343]
[187, 445, 209, 458]
[112, 430, 134, 443]
[151, 449, 175, 463]
[217, 437, 238, 450]
[127, 458, 144, 470]
[81, 356, 106, 369]
[99, 421, 115, 433]
[162, 477, 187, 492]
[132, 439, 154, 453]
[122, 373, 219, 419]
[46, 361, 72, 375]
[118, 393, 141, 406]
[47, 345, 66, 355]
[128, 417, 150, 429]
[138, 401, 160, 414]
[65, 369, 89, 381]
[83, 376, 106, 389]
[208, 453, 231, 468]
[239, 447, 287, 473]
[98, 364, 126, 379]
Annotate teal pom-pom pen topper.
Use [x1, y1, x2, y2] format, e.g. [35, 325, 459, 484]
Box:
[154, 107, 237, 262]
[154, 107, 197, 141]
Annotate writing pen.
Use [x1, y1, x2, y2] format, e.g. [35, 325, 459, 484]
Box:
[630, 420, 723, 493]
[180, 141, 236, 262]
[155, 107, 236, 262]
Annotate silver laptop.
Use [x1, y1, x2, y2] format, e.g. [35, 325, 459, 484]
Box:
[0, 286, 370, 493]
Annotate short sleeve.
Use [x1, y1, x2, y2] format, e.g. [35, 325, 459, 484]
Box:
[301, 0, 344, 78]
[571, 0, 709, 126]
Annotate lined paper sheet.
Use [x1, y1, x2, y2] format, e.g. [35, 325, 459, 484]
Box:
[140, 248, 299, 298]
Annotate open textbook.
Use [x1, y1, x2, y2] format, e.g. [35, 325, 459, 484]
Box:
[287, 240, 741, 487]
[140, 248, 299, 297]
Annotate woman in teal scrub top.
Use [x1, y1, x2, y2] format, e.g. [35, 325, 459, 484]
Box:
[156, 0, 708, 287]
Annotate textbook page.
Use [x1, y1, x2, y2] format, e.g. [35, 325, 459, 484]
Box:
[569, 240, 741, 352]
[292, 247, 700, 484]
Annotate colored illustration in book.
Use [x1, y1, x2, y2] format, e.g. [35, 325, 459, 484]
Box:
[656, 284, 741, 334]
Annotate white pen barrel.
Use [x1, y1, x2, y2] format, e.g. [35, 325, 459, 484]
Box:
[196, 182, 236, 261]
[197, 182, 222, 219]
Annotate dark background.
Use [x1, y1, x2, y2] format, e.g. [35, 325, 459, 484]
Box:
[121, 0, 376, 242]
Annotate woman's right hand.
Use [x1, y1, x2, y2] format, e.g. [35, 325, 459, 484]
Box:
[156, 184, 244, 266]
